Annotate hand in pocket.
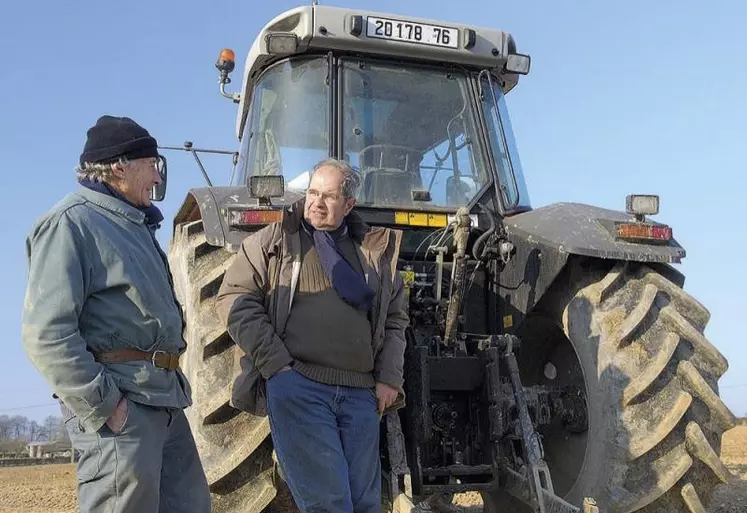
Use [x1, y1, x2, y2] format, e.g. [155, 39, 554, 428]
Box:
[106, 397, 129, 434]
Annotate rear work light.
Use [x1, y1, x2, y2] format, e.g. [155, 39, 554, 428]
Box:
[227, 209, 283, 227]
[626, 194, 659, 217]
[615, 221, 672, 244]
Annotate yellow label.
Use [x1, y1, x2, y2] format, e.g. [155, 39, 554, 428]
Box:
[394, 212, 410, 224]
[408, 213, 429, 226]
[394, 211, 448, 227]
[427, 214, 448, 227]
[503, 315, 513, 328]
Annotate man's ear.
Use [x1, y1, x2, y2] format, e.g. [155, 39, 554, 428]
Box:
[110, 162, 126, 180]
[344, 197, 356, 215]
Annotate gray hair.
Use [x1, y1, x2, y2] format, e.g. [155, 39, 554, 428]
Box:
[75, 156, 132, 183]
[310, 158, 361, 199]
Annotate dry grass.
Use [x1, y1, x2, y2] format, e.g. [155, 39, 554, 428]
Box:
[1, 426, 745, 513]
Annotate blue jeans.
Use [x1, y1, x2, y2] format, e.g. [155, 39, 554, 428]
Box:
[64, 398, 211, 513]
[266, 369, 381, 513]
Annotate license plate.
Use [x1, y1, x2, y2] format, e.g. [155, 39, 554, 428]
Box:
[365, 16, 459, 49]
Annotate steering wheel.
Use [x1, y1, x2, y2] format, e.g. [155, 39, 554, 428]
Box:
[357, 144, 422, 171]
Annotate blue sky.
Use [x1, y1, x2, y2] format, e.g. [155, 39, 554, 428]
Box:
[1, 0, 745, 422]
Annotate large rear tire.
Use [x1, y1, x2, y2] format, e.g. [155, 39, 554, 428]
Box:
[168, 220, 291, 513]
[483, 258, 736, 513]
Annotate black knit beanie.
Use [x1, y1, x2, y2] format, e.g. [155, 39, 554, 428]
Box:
[79, 115, 159, 166]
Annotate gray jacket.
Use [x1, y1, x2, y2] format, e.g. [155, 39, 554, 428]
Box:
[21, 186, 191, 432]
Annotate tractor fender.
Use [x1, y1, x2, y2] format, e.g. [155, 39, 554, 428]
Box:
[171, 186, 306, 252]
[171, 186, 254, 251]
[496, 201, 686, 333]
[504, 201, 686, 263]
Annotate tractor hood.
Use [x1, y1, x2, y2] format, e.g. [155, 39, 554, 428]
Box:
[503, 202, 686, 264]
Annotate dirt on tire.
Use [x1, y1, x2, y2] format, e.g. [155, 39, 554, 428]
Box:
[168, 219, 278, 513]
[0, 425, 744, 513]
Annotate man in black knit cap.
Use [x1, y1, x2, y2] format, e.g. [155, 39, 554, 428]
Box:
[21, 115, 211, 513]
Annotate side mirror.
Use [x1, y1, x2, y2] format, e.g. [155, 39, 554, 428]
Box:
[249, 175, 285, 206]
[150, 154, 168, 202]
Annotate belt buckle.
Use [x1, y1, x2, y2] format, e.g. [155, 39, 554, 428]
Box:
[151, 350, 166, 368]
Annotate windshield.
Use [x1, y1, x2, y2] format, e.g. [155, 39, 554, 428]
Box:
[235, 57, 518, 214]
[234, 57, 329, 187]
[342, 58, 490, 210]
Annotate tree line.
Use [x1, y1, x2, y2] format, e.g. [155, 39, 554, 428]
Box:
[0, 414, 69, 454]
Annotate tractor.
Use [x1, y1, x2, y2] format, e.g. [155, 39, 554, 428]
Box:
[164, 3, 737, 513]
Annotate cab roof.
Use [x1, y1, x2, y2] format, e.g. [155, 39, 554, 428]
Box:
[234, 3, 529, 139]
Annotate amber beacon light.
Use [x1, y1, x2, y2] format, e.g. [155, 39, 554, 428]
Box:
[216, 48, 236, 74]
[216, 48, 240, 102]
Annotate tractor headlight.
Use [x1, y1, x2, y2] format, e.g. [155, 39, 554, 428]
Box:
[250, 175, 285, 200]
[626, 194, 659, 216]
[265, 33, 299, 55]
[505, 53, 531, 75]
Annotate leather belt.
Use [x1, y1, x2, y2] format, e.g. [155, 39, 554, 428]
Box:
[93, 349, 181, 371]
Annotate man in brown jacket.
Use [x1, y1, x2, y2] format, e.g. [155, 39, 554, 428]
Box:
[216, 158, 408, 513]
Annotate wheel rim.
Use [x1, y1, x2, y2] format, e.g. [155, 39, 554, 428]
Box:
[515, 314, 589, 498]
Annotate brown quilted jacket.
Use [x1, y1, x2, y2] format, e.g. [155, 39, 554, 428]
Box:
[215, 199, 408, 416]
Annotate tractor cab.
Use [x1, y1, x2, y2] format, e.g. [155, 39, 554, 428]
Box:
[218, 5, 532, 232]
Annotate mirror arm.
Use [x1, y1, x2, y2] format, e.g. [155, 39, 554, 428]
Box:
[190, 151, 213, 187]
[159, 141, 240, 187]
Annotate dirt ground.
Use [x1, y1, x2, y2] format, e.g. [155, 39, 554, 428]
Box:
[0, 462, 77, 513]
[1, 426, 745, 513]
